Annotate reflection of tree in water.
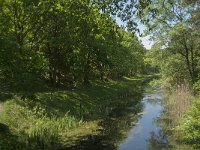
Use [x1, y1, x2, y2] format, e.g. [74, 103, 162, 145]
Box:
[147, 92, 171, 150]
[144, 91, 164, 106]
[148, 130, 169, 150]
[147, 108, 173, 150]
[64, 94, 144, 150]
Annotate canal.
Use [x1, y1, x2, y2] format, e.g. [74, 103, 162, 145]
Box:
[64, 88, 169, 150]
[118, 89, 168, 150]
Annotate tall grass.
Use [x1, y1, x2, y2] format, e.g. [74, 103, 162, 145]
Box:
[166, 84, 192, 127]
[0, 97, 82, 150]
[163, 83, 195, 149]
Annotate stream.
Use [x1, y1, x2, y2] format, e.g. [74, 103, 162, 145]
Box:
[118, 89, 168, 150]
[65, 88, 169, 150]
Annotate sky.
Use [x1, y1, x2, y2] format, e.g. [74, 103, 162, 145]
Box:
[115, 17, 153, 50]
[137, 24, 153, 50]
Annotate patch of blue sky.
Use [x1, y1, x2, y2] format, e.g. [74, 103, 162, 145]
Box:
[115, 17, 153, 50]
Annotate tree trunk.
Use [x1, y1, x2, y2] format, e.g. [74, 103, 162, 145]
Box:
[183, 36, 194, 80]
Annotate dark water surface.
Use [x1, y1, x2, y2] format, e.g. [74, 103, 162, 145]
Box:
[65, 89, 169, 150]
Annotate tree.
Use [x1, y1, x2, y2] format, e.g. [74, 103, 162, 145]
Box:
[143, 0, 200, 84]
[0, 0, 146, 91]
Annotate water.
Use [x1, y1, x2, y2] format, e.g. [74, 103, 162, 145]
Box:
[118, 90, 168, 150]
[64, 89, 168, 150]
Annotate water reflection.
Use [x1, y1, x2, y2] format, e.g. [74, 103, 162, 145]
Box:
[63, 89, 168, 150]
[118, 89, 167, 150]
[148, 130, 169, 150]
[64, 94, 144, 150]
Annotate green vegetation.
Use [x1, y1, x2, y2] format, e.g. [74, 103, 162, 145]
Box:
[0, 100, 80, 150]
[143, 0, 200, 149]
[0, 76, 150, 149]
[0, 0, 200, 149]
[0, 1, 154, 149]
[0, 0, 149, 148]
[177, 99, 200, 149]
[0, 0, 146, 91]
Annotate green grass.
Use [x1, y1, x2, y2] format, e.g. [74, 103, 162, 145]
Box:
[29, 76, 148, 119]
[0, 75, 152, 149]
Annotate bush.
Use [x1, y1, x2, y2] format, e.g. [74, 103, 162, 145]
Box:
[177, 99, 200, 149]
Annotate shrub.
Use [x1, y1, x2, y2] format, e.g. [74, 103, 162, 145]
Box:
[177, 99, 200, 149]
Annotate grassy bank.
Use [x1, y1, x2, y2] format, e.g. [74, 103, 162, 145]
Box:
[0, 75, 153, 150]
[158, 84, 200, 150]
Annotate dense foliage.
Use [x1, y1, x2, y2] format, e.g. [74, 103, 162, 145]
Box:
[144, 0, 200, 86]
[0, 0, 146, 92]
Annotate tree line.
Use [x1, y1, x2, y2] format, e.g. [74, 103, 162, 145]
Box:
[0, 0, 146, 92]
[144, 0, 200, 87]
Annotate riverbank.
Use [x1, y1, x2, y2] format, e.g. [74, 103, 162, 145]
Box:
[0, 75, 154, 150]
[156, 84, 200, 150]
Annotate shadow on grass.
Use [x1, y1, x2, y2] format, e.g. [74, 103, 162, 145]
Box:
[0, 92, 13, 102]
[0, 123, 27, 150]
[0, 122, 62, 150]
[15, 77, 145, 120]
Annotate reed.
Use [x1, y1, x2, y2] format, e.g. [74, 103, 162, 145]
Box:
[166, 83, 192, 127]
